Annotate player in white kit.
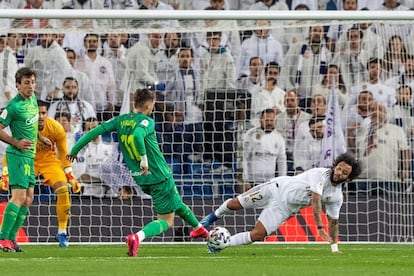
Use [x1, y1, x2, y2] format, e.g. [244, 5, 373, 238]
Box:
[199, 152, 361, 253]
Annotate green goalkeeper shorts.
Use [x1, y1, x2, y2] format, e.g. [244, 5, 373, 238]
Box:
[140, 177, 184, 215]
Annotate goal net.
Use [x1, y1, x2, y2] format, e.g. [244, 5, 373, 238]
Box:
[0, 9, 414, 244]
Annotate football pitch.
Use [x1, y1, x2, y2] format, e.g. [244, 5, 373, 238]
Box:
[0, 243, 412, 276]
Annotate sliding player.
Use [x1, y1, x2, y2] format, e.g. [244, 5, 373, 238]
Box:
[199, 152, 362, 253]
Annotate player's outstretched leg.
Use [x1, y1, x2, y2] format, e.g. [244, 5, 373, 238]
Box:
[56, 233, 69, 248]
[125, 233, 139, 257]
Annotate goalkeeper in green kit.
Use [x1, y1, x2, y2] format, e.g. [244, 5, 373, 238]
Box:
[67, 88, 209, 257]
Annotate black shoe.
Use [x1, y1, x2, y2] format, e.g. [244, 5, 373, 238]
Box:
[11, 240, 24, 252]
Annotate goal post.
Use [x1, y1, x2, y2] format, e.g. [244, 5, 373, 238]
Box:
[0, 9, 413, 244]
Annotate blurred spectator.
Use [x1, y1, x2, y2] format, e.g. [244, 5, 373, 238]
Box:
[247, 0, 289, 42]
[199, 31, 236, 101]
[193, 2, 241, 66]
[164, 47, 204, 162]
[282, 25, 331, 111]
[345, 57, 396, 111]
[275, 90, 311, 175]
[24, 0, 57, 30]
[200, 32, 237, 174]
[138, 0, 180, 28]
[122, 27, 163, 93]
[371, 0, 411, 48]
[54, 111, 78, 151]
[6, 32, 26, 68]
[387, 84, 414, 147]
[387, 85, 414, 179]
[294, 115, 326, 174]
[103, 33, 128, 111]
[293, 94, 327, 161]
[155, 32, 180, 85]
[355, 102, 410, 192]
[237, 56, 264, 99]
[73, 117, 114, 198]
[242, 108, 287, 190]
[58, 0, 106, 28]
[48, 76, 96, 132]
[63, 47, 93, 101]
[251, 62, 285, 126]
[344, 90, 373, 153]
[280, 4, 310, 54]
[313, 64, 347, 108]
[386, 55, 414, 103]
[1, 0, 25, 9]
[60, 6, 86, 57]
[238, 19, 284, 78]
[75, 33, 116, 121]
[326, 0, 358, 53]
[0, 34, 18, 109]
[382, 35, 408, 79]
[336, 21, 384, 60]
[0, 1, 12, 33]
[332, 27, 369, 91]
[25, 31, 74, 102]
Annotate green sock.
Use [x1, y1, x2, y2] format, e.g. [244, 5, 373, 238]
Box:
[176, 204, 199, 228]
[0, 202, 20, 240]
[9, 205, 28, 241]
[142, 219, 169, 239]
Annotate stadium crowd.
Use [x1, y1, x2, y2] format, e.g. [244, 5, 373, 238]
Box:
[0, 0, 414, 197]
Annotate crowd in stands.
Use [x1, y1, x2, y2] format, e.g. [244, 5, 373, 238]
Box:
[1, 0, 414, 197]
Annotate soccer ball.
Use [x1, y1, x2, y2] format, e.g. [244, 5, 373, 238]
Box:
[207, 227, 231, 253]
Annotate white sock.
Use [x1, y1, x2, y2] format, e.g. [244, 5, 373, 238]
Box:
[214, 199, 233, 218]
[137, 230, 145, 242]
[194, 223, 203, 230]
[229, 232, 252, 246]
[58, 229, 66, 235]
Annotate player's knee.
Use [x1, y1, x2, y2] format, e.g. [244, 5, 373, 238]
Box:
[24, 194, 34, 207]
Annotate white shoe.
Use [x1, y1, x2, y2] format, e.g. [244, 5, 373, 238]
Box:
[211, 165, 232, 174]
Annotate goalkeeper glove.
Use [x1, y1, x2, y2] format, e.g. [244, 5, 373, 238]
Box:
[64, 167, 81, 193]
[0, 166, 8, 191]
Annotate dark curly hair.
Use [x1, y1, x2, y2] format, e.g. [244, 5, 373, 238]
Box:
[332, 152, 362, 181]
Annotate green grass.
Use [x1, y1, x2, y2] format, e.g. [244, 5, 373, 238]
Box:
[0, 243, 412, 276]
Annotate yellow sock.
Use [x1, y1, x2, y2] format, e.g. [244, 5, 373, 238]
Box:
[55, 185, 71, 232]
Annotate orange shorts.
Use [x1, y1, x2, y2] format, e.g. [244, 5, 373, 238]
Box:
[35, 159, 66, 186]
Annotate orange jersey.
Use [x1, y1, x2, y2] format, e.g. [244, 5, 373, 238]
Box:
[35, 117, 71, 169]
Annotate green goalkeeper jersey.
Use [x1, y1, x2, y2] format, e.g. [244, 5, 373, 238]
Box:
[70, 112, 172, 185]
[0, 94, 38, 158]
